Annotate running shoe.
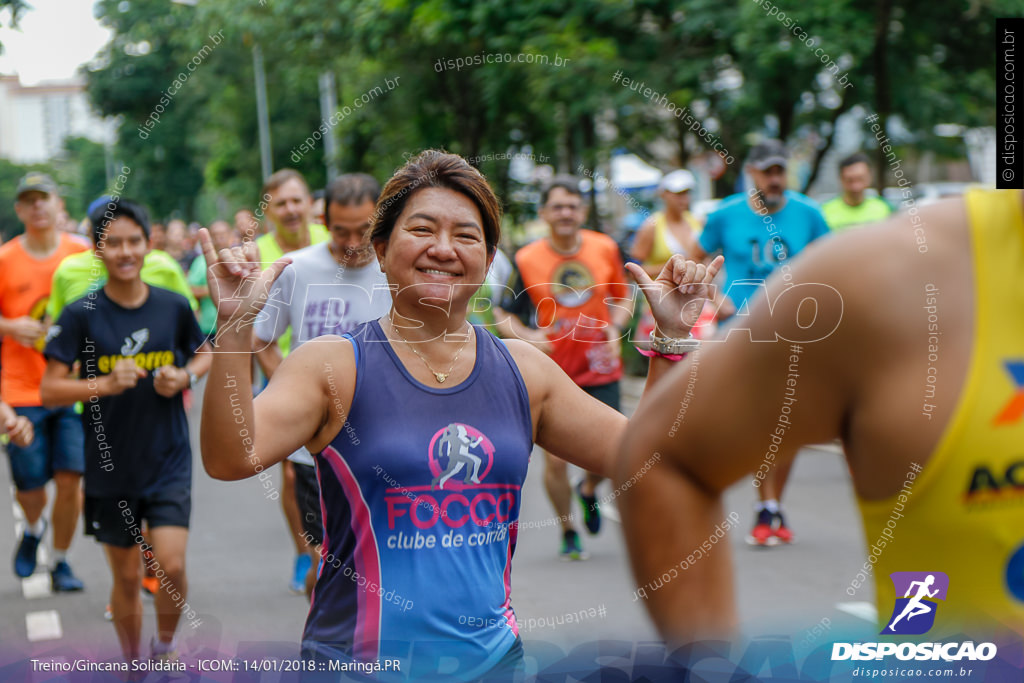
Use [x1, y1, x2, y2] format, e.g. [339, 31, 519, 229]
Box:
[560, 530, 588, 561]
[745, 509, 776, 546]
[142, 577, 159, 596]
[575, 481, 601, 535]
[51, 560, 84, 592]
[104, 604, 113, 621]
[152, 649, 180, 663]
[14, 521, 46, 577]
[772, 511, 794, 544]
[150, 637, 184, 676]
[290, 554, 312, 594]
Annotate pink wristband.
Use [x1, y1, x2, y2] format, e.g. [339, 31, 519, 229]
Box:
[635, 347, 687, 362]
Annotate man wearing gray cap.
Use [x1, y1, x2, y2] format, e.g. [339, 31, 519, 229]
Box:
[690, 140, 829, 547]
[0, 173, 89, 590]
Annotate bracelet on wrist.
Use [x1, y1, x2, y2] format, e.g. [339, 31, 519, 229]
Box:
[649, 330, 700, 355]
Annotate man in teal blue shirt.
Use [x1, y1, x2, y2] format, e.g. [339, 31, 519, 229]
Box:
[691, 139, 830, 548]
[694, 140, 829, 315]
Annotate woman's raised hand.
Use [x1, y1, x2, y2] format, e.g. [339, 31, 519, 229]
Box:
[198, 229, 291, 335]
[626, 254, 725, 338]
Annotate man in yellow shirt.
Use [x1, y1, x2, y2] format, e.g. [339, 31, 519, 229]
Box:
[255, 169, 328, 264]
[251, 169, 329, 594]
[821, 153, 892, 231]
[253, 170, 329, 357]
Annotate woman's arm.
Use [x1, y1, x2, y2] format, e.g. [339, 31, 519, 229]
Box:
[197, 229, 344, 481]
[202, 334, 348, 480]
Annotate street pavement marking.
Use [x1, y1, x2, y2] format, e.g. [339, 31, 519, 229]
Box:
[22, 573, 53, 599]
[836, 601, 878, 623]
[26, 609, 63, 641]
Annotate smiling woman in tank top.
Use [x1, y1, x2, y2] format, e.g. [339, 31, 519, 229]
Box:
[198, 150, 722, 681]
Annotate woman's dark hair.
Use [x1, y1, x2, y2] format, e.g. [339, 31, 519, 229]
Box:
[370, 150, 501, 256]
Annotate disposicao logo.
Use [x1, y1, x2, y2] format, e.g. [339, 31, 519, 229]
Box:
[882, 571, 947, 635]
[832, 571, 997, 662]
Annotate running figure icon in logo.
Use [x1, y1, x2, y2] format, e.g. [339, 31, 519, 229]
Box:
[882, 571, 949, 635]
[429, 423, 495, 489]
[121, 328, 149, 356]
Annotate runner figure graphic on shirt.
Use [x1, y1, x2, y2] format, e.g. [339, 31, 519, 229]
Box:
[887, 574, 939, 632]
[432, 423, 484, 489]
[121, 328, 149, 356]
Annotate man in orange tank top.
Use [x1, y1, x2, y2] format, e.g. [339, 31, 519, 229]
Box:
[496, 176, 634, 560]
[0, 173, 88, 591]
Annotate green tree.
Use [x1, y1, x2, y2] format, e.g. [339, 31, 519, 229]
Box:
[0, 157, 29, 240]
[52, 137, 109, 219]
[862, 0, 1001, 189]
[86, 0, 212, 219]
[83, 0, 1000, 225]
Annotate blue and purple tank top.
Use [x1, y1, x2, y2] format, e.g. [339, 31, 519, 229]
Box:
[303, 320, 533, 679]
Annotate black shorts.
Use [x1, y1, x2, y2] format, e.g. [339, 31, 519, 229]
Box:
[581, 380, 621, 412]
[85, 486, 191, 548]
[294, 462, 323, 547]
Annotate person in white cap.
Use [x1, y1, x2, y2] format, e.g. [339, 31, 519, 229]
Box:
[631, 169, 703, 278]
[631, 169, 722, 344]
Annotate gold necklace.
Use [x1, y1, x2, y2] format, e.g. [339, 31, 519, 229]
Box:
[389, 320, 472, 383]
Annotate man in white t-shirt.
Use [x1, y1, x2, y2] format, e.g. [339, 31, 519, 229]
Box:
[253, 173, 391, 594]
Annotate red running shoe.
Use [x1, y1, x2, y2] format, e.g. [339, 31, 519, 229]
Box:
[746, 509, 776, 546]
[772, 512, 794, 544]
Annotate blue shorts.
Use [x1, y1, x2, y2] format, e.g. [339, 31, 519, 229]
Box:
[5, 405, 85, 491]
